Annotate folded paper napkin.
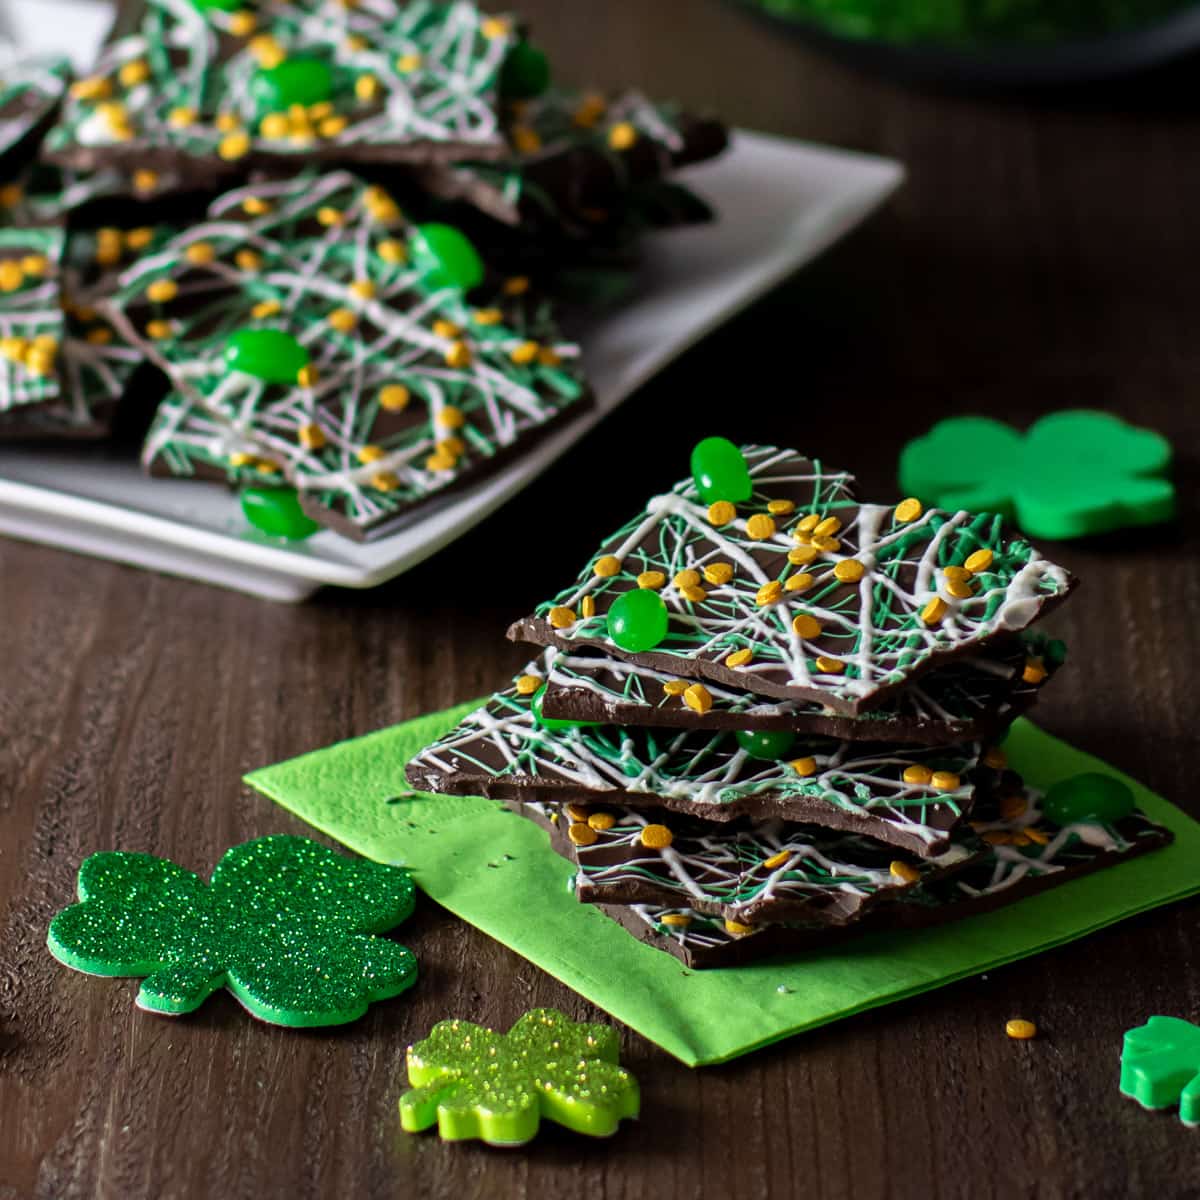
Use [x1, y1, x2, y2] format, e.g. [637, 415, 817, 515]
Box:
[245, 706, 1200, 1066]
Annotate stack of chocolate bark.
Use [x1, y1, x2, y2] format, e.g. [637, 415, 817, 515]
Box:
[409, 441, 1174, 967]
[0, 1, 726, 538]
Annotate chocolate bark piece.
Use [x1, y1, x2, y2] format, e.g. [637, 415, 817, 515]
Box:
[100, 170, 587, 538]
[44, 0, 513, 178]
[507, 445, 1075, 716]
[410, 88, 727, 235]
[0, 57, 70, 176]
[405, 655, 982, 857]
[509, 796, 979, 926]
[0, 226, 67, 413]
[602, 787, 1174, 968]
[538, 633, 1065, 744]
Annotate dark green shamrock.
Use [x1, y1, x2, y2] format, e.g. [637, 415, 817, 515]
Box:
[399, 1008, 640, 1145]
[899, 409, 1174, 540]
[47, 835, 417, 1027]
[1120, 1016, 1200, 1127]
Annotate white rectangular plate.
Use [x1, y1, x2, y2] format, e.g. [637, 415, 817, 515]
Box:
[0, 3, 902, 599]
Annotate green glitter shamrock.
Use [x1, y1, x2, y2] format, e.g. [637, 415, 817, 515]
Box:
[47, 835, 417, 1027]
[399, 1008, 640, 1146]
[1120, 1016, 1200, 1127]
[899, 409, 1174, 540]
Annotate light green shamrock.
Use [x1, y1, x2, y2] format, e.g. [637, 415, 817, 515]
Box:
[899, 409, 1174, 539]
[399, 1008, 640, 1146]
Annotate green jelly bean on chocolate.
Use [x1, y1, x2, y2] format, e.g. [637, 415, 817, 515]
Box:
[410, 224, 484, 292]
[606, 589, 669, 653]
[1042, 772, 1135, 827]
[691, 437, 753, 505]
[734, 730, 797, 761]
[251, 59, 335, 115]
[225, 329, 310, 385]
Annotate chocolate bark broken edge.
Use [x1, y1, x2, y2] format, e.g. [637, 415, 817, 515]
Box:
[507, 796, 982, 927]
[403, 758, 963, 859]
[506, 580, 1077, 719]
[599, 815, 1174, 969]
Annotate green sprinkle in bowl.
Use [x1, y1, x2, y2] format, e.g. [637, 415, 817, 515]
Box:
[735, 0, 1200, 84]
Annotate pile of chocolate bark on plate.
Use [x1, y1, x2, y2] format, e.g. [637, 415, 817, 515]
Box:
[408, 440, 1174, 967]
[0, 1, 725, 540]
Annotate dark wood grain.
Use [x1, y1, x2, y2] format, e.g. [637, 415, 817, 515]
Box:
[4, 2, 1200, 1196]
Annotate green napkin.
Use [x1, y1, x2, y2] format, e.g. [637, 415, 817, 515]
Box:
[245, 708, 1200, 1067]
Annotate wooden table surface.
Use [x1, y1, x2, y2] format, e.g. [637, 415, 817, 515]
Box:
[4, 2, 1200, 1196]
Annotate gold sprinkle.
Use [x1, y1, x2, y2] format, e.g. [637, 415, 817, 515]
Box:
[260, 112, 291, 139]
[219, 131, 252, 161]
[581, 595, 596, 618]
[890, 861, 920, 884]
[833, 559, 865, 583]
[548, 605, 576, 629]
[814, 516, 842, 537]
[481, 15, 511, 38]
[379, 384, 410, 412]
[674, 569, 701, 590]
[903, 764, 933, 785]
[118, 59, 150, 88]
[70, 76, 112, 101]
[767, 499, 795, 516]
[945, 577, 975, 600]
[444, 341, 472, 368]
[20, 254, 47, 275]
[511, 125, 541, 155]
[349, 279, 376, 301]
[328, 308, 358, 333]
[704, 562, 734, 586]
[432, 319, 460, 339]
[724, 918, 754, 937]
[377, 240, 406, 265]
[317, 206, 344, 227]
[1006, 1019, 1037, 1041]
[1023, 659, 1048, 685]
[982, 747, 1008, 770]
[679, 584, 707, 604]
[146, 279, 178, 304]
[146, 320, 173, 340]
[932, 771, 961, 791]
[683, 683, 712, 715]
[299, 423, 326, 450]
[0, 184, 24, 207]
[396, 52, 423, 73]
[662, 680, 688, 697]
[185, 242, 215, 265]
[725, 648, 753, 668]
[168, 106, 196, 128]
[755, 580, 783, 607]
[227, 10, 256, 36]
[763, 850, 791, 870]
[473, 308, 503, 326]
[1024, 827, 1050, 845]
[788, 545, 818, 566]
[593, 555, 621, 578]
[745, 513, 776, 540]
[296, 364, 318, 388]
[564, 803, 589, 823]
[637, 570, 666, 590]
[436, 405, 466, 430]
[789, 756, 817, 777]
[965, 548, 994, 573]
[568, 822, 598, 847]
[795, 513, 821, 535]
[588, 811, 616, 831]
[510, 340, 540, 365]
[792, 614, 822, 639]
[661, 913, 691, 928]
[356, 445, 386, 463]
[785, 571, 814, 593]
[942, 565, 972, 583]
[515, 674, 541, 695]
[608, 121, 638, 150]
[811, 534, 841, 553]
[640, 824, 673, 849]
[425, 450, 456, 472]
[815, 656, 845, 674]
[707, 500, 736, 526]
[895, 497, 923, 523]
[920, 597, 948, 625]
[503, 275, 530, 296]
[235, 249, 262, 272]
[251, 300, 281, 319]
[85, 327, 113, 346]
